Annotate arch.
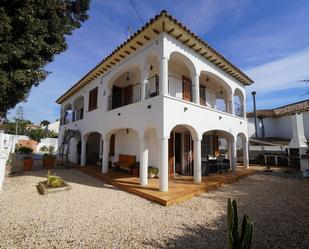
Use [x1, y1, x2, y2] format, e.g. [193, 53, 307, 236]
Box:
[168, 51, 197, 76]
[85, 131, 102, 166]
[72, 96, 84, 121]
[107, 64, 141, 89]
[168, 123, 199, 141]
[62, 103, 73, 124]
[236, 132, 248, 166]
[199, 71, 233, 113]
[234, 88, 245, 117]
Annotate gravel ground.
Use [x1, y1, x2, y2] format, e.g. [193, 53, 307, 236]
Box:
[0, 169, 308, 249]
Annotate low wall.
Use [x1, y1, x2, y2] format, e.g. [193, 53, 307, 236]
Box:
[11, 153, 45, 173]
[0, 156, 5, 190]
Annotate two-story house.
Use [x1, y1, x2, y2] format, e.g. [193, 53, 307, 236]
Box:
[56, 11, 254, 192]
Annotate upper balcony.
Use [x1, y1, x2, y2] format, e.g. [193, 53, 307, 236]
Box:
[60, 50, 246, 126]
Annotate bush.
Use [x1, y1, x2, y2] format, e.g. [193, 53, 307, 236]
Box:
[16, 146, 33, 154]
[40, 145, 48, 152]
[43, 153, 56, 160]
[48, 145, 55, 153]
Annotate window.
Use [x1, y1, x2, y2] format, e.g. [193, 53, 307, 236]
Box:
[88, 87, 98, 111]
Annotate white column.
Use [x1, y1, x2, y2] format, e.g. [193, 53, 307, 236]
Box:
[193, 139, 202, 183]
[231, 140, 237, 171]
[230, 95, 235, 115]
[243, 139, 249, 168]
[159, 138, 169, 192]
[242, 98, 246, 118]
[193, 74, 200, 105]
[139, 138, 148, 186]
[141, 67, 148, 101]
[102, 139, 110, 173]
[80, 137, 86, 166]
[159, 56, 168, 96]
[228, 141, 232, 170]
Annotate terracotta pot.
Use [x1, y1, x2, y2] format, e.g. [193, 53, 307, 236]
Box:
[44, 159, 55, 169]
[23, 159, 33, 171]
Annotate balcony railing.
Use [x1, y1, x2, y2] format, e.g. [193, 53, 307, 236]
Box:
[107, 83, 141, 111]
[145, 75, 159, 99]
[234, 102, 244, 117]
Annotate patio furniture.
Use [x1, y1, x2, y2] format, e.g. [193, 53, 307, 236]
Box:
[114, 154, 136, 172]
[208, 155, 229, 174]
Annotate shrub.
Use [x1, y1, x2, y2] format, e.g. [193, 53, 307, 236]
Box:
[40, 145, 48, 152]
[16, 146, 33, 154]
[43, 153, 56, 160]
[48, 145, 55, 153]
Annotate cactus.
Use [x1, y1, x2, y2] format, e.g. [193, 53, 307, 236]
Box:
[228, 199, 253, 249]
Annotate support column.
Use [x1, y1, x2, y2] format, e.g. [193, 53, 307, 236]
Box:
[80, 136, 86, 166]
[139, 138, 148, 186]
[242, 99, 246, 118]
[229, 95, 235, 115]
[193, 139, 202, 183]
[141, 66, 148, 101]
[102, 139, 110, 173]
[159, 56, 168, 96]
[228, 141, 232, 170]
[193, 74, 200, 105]
[243, 139, 249, 168]
[159, 138, 169, 192]
[231, 140, 237, 171]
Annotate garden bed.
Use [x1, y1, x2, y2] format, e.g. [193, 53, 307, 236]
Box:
[37, 180, 71, 195]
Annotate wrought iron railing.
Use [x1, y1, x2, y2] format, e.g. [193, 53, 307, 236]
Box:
[145, 75, 159, 99]
[107, 83, 141, 111]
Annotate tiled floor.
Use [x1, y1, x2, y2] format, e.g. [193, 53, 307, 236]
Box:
[76, 165, 256, 206]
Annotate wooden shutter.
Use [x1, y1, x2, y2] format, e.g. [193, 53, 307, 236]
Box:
[109, 134, 115, 156]
[88, 87, 98, 111]
[200, 84, 206, 106]
[123, 85, 133, 105]
[182, 76, 192, 101]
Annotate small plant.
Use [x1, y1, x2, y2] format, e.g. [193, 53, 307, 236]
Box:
[228, 198, 253, 249]
[43, 153, 56, 160]
[48, 145, 55, 153]
[40, 145, 48, 152]
[47, 170, 63, 188]
[16, 146, 33, 154]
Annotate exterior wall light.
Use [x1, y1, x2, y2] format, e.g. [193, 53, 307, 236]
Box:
[219, 116, 222, 120]
[118, 113, 121, 116]
[184, 107, 188, 112]
[240, 121, 242, 124]
[147, 105, 151, 109]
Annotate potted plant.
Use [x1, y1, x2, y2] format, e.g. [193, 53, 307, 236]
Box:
[148, 166, 159, 178]
[42, 145, 56, 169]
[16, 146, 34, 171]
[43, 153, 56, 169]
[130, 162, 140, 176]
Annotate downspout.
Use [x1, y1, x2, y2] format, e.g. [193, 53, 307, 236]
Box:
[252, 91, 259, 138]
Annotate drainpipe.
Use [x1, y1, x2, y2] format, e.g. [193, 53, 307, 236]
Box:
[252, 91, 258, 138]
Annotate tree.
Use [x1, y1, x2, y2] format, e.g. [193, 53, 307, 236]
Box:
[28, 128, 46, 142]
[40, 120, 50, 127]
[0, 0, 90, 117]
[3, 119, 32, 135]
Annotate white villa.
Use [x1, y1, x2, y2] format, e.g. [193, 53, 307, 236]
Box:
[56, 11, 254, 192]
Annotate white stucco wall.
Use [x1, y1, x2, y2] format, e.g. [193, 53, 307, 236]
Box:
[58, 32, 249, 165]
[248, 111, 309, 140]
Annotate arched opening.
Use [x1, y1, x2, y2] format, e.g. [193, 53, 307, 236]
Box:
[106, 128, 140, 173]
[144, 53, 160, 99]
[234, 88, 245, 117]
[107, 65, 141, 110]
[85, 132, 102, 168]
[72, 96, 84, 121]
[201, 130, 234, 174]
[168, 52, 196, 102]
[62, 103, 73, 125]
[236, 132, 248, 167]
[168, 124, 198, 176]
[199, 71, 233, 113]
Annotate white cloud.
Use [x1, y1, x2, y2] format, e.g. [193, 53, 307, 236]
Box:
[245, 47, 309, 94]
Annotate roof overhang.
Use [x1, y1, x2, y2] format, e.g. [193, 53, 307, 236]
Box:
[56, 10, 254, 104]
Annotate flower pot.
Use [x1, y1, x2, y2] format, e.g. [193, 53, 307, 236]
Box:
[44, 159, 55, 169]
[23, 159, 33, 171]
[148, 172, 155, 178]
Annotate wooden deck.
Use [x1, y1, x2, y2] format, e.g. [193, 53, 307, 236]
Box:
[76, 165, 257, 206]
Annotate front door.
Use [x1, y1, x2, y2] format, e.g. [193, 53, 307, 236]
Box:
[183, 132, 194, 174]
[182, 76, 192, 101]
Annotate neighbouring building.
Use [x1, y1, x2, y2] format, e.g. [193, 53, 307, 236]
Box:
[247, 99, 309, 142]
[42, 120, 60, 134]
[56, 11, 253, 192]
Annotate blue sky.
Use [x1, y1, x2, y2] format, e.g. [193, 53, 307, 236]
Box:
[8, 0, 309, 123]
